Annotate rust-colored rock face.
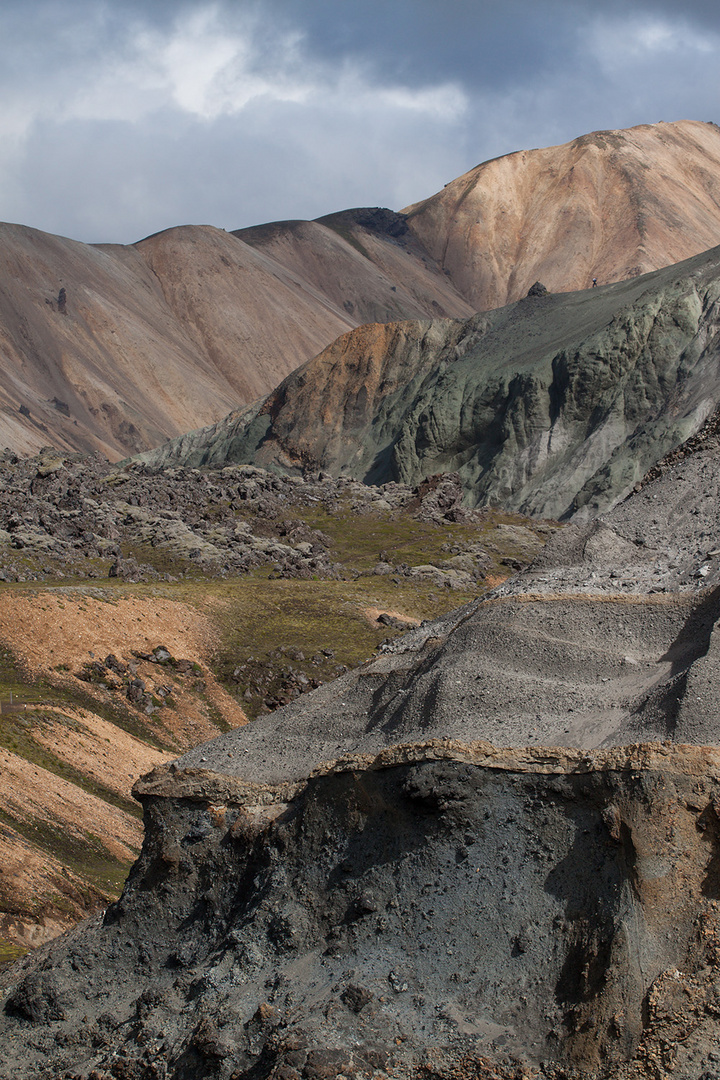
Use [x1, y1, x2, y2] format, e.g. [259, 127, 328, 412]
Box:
[403, 120, 720, 309]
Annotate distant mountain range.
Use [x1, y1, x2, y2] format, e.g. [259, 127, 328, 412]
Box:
[2, 119, 720, 466]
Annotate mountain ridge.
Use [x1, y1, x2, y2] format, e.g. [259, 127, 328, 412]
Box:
[402, 119, 720, 308]
[3, 120, 720, 460]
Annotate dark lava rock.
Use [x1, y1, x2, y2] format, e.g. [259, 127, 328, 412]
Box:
[3, 745, 720, 1078]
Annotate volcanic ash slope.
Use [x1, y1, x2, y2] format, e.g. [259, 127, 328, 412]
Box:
[4, 421, 720, 1076]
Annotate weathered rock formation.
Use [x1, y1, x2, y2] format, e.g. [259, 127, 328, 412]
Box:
[4, 742, 720, 1079]
[4, 380, 720, 1078]
[135, 242, 720, 521]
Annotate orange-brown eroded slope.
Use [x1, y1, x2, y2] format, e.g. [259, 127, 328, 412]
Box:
[0, 591, 247, 747]
[0, 589, 247, 949]
[403, 120, 720, 309]
[0, 744, 145, 949]
[0, 592, 214, 676]
[249, 318, 462, 475]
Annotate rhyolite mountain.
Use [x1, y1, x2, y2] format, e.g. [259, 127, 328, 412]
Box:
[4, 395, 720, 1078]
[402, 118, 720, 309]
[3, 120, 720, 459]
[135, 241, 720, 521]
[0, 220, 470, 461]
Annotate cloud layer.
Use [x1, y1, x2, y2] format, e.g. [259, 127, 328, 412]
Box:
[1, 0, 719, 243]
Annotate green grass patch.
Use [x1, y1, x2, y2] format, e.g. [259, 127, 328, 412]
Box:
[0, 938, 28, 973]
[0, 710, 141, 817]
[119, 540, 205, 578]
[175, 574, 478, 718]
[0, 807, 133, 900]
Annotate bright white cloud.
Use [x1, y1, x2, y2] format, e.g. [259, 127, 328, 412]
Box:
[0, 0, 472, 240]
[0, 1, 469, 241]
[24, 3, 466, 129]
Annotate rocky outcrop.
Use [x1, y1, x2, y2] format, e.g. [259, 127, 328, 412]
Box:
[403, 120, 720, 309]
[3, 741, 720, 1078]
[0, 451, 526, 585]
[136, 242, 720, 521]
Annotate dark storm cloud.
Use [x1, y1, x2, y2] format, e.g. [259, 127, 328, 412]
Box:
[1, 0, 719, 242]
[238, 0, 720, 89]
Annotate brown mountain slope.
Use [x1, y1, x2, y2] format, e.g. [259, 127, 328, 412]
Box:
[4, 120, 720, 460]
[0, 223, 243, 458]
[403, 119, 720, 309]
[0, 218, 470, 459]
[234, 208, 475, 324]
[129, 225, 358, 399]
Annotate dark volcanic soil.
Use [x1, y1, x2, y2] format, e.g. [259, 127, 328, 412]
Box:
[3, 743, 720, 1080]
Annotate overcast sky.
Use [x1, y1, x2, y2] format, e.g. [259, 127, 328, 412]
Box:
[1, 0, 718, 244]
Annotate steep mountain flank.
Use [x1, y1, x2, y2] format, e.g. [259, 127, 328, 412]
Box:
[0, 223, 243, 459]
[234, 208, 474, 325]
[4, 424, 720, 1077]
[403, 119, 720, 309]
[136, 243, 720, 520]
[0, 220, 470, 460]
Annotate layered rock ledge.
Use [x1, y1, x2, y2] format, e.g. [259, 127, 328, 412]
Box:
[3, 740, 720, 1079]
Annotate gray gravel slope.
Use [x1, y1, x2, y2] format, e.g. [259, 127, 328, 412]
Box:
[177, 425, 720, 783]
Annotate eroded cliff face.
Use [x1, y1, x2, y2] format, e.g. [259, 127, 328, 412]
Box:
[136, 243, 720, 521]
[3, 743, 720, 1080]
